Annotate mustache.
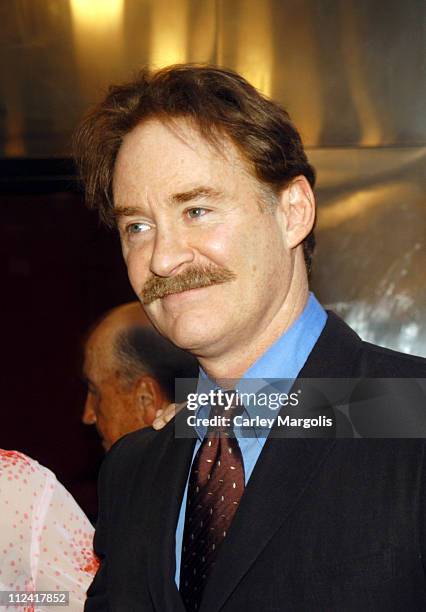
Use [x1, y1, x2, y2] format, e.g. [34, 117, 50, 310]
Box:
[140, 264, 236, 305]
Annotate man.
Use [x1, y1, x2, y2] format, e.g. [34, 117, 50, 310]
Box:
[82, 301, 198, 450]
[75, 65, 426, 610]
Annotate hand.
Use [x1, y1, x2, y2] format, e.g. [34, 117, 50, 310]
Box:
[152, 402, 180, 430]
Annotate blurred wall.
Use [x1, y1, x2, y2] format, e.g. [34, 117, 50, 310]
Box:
[2, 0, 425, 152]
[1, 0, 424, 353]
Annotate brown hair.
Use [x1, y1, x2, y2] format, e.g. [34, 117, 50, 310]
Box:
[73, 63, 316, 272]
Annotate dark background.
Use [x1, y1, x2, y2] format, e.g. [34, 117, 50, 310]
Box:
[1, 164, 135, 519]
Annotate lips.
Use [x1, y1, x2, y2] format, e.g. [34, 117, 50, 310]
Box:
[161, 285, 211, 303]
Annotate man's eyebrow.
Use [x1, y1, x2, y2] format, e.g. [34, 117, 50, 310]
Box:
[113, 188, 222, 219]
[113, 206, 145, 220]
[171, 186, 223, 204]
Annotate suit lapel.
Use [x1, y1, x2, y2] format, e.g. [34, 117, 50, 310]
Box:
[298, 311, 363, 379]
[200, 312, 363, 611]
[147, 417, 196, 612]
[200, 437, 335, 612]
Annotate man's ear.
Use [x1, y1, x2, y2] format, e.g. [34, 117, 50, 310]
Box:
[133, 375, 165, 426]
[279, 175, 316, 249]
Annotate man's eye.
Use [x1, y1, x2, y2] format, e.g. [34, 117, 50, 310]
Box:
[86, 382, 98, 396]
[186, 208, 208, 219]
[126, 222, 151, 234]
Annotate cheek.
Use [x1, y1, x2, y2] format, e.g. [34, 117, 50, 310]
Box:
[95, 413, 111, 441]
[198, 222, 252, 273]
[200, 225, 235, 262]
[98, 398, 125, 437]
[238, 222, 288, 292]
[125, 247, 152, 293]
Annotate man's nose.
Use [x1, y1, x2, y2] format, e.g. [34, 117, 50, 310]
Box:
[150, 227, 194, 277]
[82, 396, 97, 425]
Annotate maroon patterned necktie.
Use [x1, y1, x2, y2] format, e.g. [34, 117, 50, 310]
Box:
[179, 394, 245, 611]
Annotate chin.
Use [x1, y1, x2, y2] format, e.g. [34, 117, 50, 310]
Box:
[163, 311, 226, 353]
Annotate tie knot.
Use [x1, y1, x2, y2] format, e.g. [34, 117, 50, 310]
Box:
[210, 390, 244, 416]
[208, 390, 244, 437]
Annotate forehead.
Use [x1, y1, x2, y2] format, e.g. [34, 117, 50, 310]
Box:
[113, 118, 252, 204]
[84, 325, 117, 376]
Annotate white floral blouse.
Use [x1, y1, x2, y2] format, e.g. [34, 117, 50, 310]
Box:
[0, 450, 98, 611]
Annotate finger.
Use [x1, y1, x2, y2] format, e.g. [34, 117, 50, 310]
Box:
[152, 404, 177, 430]
[163, 407, 175, 422]
[152, 417, 165, 430]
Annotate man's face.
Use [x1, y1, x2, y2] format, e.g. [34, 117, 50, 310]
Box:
[82, 333, 145, 450]
[113, 118, 294, 360]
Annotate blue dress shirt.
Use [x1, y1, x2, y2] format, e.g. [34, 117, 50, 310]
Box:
[174, 292, 327, 585]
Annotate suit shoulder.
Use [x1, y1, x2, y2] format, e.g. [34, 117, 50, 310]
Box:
[360, 341, 426, 377]
[100, 426, 166, 484]
[109, 426, 166, 461]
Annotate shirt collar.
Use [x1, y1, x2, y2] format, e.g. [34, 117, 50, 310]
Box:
[193, 292, 327, 440]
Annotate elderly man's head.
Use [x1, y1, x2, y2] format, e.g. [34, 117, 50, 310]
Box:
[82, 301, 198, 449]
[75, 65, 316, 375]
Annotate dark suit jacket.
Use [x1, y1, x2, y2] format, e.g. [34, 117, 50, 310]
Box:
[85, 313, 426, 611]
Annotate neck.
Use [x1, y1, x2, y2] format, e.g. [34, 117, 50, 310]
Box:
[198, 258, 309, 382]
